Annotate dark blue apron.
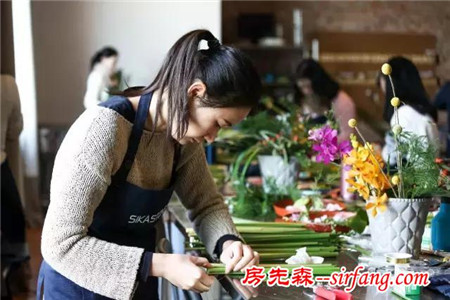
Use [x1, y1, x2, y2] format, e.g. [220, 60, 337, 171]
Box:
[37, 93, 179, 299]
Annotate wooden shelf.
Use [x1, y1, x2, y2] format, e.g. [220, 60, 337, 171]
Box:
[313, 32, 438, 142]
[226, 44, 303, 52]
[338, 78, 437, 86]
[320, 52, 435, 65]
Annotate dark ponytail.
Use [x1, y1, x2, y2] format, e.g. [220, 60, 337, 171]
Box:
[90, 47, 118, 70]
[123, 29, 261, 140]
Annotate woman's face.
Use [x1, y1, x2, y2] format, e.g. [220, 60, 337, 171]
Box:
[101, 55, 118, 74]
[176, 101, 250, 145]
[296, 78, 313, 96]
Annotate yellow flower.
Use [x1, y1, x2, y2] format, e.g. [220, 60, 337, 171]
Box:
[391, 175, 400, 186]
[344, 141, 390, 200]
[357, 147, 370, 161]
[350, 134, 360, 148]
[347, 178, 370, 200]
[390, 97, 400, 107]
[348, 119, 357, 128]
[366, 193, 388, 217]
[392, 125, 402, 135]
[381, 63, 392, 75]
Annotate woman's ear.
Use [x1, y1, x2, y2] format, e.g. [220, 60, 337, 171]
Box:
[187, 80, 207, 102]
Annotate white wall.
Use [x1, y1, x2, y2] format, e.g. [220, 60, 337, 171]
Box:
[13, 0, 39, 177]
[32, 1, 221, 126]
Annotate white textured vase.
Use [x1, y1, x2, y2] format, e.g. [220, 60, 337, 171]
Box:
[368, 198, 430, 258]
[258, 155, 298, 192]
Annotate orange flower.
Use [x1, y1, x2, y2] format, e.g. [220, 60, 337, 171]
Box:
[366, 193, 388, 217]
[346, 177, 370, 200]
[344, 141, 390, 203]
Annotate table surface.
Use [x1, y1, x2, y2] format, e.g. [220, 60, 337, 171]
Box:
[167, 199, 447, 300]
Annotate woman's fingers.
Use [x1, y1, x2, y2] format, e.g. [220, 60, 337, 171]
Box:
[243, 251, 260, 270]
[192, 256, 211, 268]
[232, 245, 254, 272]
[222, 243, 243, 273]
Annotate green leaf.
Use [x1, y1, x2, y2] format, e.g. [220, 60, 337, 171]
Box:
[347, 207, 368, 234]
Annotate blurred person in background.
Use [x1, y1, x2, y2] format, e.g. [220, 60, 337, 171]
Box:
[1, 74, 30, 296]
[295, 58, 356, 142]
[434, 81, 450, 157]
[379, 56, 438, 166]
[83, 46, 119, 109]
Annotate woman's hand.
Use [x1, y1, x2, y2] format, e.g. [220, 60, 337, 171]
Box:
[152, 254, 214, 293]
[220, 241, 259, 274]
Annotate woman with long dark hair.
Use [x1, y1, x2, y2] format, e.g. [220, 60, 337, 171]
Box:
[295, 58, 356, 142]
[379, 56, 438, 165]
[83, 46, 119, 109]
[38, 30, 261, 299]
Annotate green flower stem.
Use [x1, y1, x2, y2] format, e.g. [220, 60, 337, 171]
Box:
[388, 74, 403, 198]
[206, 263, 340, 277]
[388, 75, 397, 98]
[393, 106, 404, 198]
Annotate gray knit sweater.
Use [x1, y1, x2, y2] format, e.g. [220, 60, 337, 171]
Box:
[41, 106, 241, 299]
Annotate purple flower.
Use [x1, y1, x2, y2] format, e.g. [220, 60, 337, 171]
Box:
[309, 125, 350, 164]
[313, 143, 336, 164]
[338, 140, 352, 156]
[308, 126, 337, 142]
[308, 129, 322, 142]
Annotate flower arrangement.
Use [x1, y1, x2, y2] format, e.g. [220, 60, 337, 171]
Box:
[227, 109, 331, 220]
[228, 108, 321, 187]
[307, 62, 450, 220]
[342, 63, 450, 217]
[245, 110, 315, 163]
[213, 108, 316, 167]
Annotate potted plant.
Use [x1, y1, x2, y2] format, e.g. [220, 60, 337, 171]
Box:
[230, 109, 319, 193]
[342, 63, 450, 258]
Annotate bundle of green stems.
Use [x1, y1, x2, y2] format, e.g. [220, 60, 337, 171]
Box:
[186, 222, 341, 262]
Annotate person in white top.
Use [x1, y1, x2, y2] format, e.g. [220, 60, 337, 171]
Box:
[83, 47, 118, 109]
[379, 56, 439, 166]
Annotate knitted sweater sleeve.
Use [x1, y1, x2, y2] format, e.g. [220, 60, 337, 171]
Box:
[41, 108, 144, 300]
[174, 143, 242, 256]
